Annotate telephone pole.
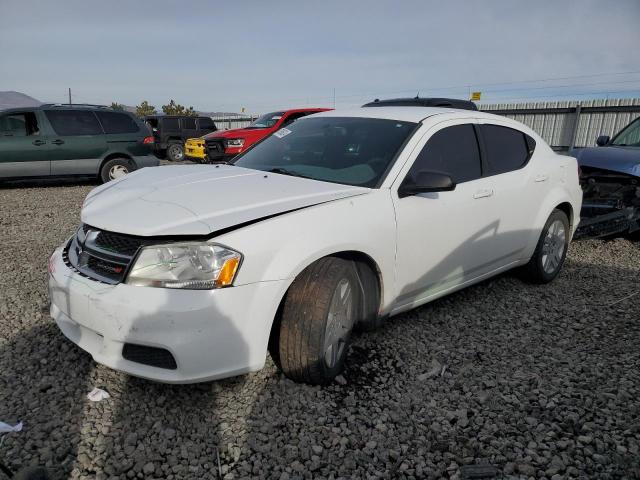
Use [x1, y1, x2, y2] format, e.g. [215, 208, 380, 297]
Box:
[68, 88, 72, 105]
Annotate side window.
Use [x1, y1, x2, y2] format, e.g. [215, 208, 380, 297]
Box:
[480, 124, 531, 176]
[95, 111, 139, 134]
[408, 124, 482, 184]
[197, 117, 215, 130]
[45, 110, 102, 136]
[162, 118, 180, 130]
[182, 117, 196, 129]
[0, 112, 40, 136]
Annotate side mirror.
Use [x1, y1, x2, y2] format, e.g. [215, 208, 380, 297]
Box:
[398, 171, 456, 198]
[596, 135, 610, 147]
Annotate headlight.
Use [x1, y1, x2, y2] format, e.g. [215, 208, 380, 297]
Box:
[126, 243, 241, 289]
[225, 138, 244, 147]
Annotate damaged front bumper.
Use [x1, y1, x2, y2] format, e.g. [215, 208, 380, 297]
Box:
[575, 167, 640, 239]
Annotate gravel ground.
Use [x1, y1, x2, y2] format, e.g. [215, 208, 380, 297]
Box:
[0, 177, 639, 480]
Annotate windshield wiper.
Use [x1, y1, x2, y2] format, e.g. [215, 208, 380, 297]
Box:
[268, 168, 311, 179]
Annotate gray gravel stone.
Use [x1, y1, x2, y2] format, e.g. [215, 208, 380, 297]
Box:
[0, 178, 639, 479]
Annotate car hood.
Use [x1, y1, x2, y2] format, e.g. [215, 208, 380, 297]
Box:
[203, 127, 268, 140]
[81, 165, 369, 236]
[572, 146, 640, 177]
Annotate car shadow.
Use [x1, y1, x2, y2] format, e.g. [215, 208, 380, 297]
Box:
[1, 230, 638, 478]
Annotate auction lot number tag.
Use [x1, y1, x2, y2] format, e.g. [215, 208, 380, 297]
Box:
[273, 127, 292, 139]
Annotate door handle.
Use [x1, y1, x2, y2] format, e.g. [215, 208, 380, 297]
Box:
[52, 139, 65, 145]
[32, 139, 46, 146]
[535, 174, 549, 182]
[473, 189, 494, 199]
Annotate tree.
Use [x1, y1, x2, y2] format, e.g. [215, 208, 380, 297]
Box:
[162, 99, 197, 116]
[135, 100, 157, 117]
[110, 102, 125, 110]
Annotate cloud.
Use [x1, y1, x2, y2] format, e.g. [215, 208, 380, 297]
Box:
[1, 0, 639, 111]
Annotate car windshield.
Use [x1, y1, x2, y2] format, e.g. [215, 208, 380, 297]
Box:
[232, 116, 418, 187]
[612, 117, 640, 146]
[246, 111, 285, 129]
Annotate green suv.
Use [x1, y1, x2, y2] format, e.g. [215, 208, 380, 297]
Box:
[0, 104, 159, 183]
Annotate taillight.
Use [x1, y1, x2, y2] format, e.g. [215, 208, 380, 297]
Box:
[143, 136, 154, 144]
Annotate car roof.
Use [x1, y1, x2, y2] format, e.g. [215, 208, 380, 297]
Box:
[1, 104, 124, 114]
[306, 106, 501, 123]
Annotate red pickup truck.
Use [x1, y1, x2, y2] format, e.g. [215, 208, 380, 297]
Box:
[184, 108, 331, 163]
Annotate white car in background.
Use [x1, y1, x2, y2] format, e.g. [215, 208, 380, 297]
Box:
[48, 102, 582, 385]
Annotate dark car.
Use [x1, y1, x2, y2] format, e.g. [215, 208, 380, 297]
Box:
[143, 115, 217, 161]
[0, 104, 158, 183]
[571, 116, 640, 237]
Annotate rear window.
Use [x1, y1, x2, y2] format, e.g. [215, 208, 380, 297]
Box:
[96, 111, 139, 134]
[162, 118, 180, 130]
[45, 110, 102, 136]
[182, 117, 196, 129]
[198, 117, 215, 130]
[480, 124, 532, 176]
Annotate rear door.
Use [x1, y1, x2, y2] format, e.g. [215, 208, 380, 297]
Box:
[181, 117, 198, 141]
[0, 110, 50, 177]
[476, 122, 540, 262]
[95, 111, 148, 157]
[44, 109, 108, 175]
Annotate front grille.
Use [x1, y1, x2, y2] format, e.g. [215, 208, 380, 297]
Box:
[205, 139, 226, 160]
[122, 343, 177, 370]
[95, 230, 147, 257]
[66, 224, 153, 284]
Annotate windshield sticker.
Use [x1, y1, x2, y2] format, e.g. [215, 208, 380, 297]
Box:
[272, 115, 282, 120]
[273, 127, 292, 139]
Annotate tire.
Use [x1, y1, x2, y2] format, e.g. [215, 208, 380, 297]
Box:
[521, 209, 570, 284]
[166, 142, 184, 162]
[100, 158, 135, 183]
[352, 261, 384, 332]
[274, 257, 360, 384]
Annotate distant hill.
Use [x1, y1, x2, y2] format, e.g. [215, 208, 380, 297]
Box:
[0, 91, 42, 110]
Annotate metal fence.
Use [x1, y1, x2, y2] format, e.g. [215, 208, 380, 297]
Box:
[211, 113, 258, 130]
[209, 98, 640, 150]
[480, 98, 640, 151]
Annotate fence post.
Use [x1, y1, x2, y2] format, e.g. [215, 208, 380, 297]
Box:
[569, 104, 582, 150]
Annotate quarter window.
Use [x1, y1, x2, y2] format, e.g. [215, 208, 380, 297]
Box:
[45, 110, 102, 136]
[96, 111, 139, 134]
[182, 117, 196, 129]
[480, 124, 532, 175]
[409, 124, 482, 184]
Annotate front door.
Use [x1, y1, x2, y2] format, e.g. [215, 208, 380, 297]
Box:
[392, 120, 503, 312]
[43, 109, 107, 175]
[0, 111, 50, 177]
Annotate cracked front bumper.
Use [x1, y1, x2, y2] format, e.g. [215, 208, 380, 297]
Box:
[48, 246, 287, 383]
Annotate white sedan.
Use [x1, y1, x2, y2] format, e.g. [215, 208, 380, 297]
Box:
[48, 106, 582, 384]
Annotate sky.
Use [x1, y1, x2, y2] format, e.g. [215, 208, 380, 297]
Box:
[1, 0, 639, 114]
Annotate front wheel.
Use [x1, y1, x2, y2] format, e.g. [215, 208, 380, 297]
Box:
[521, 209, 570, 283]
[273, 257, 359, 385]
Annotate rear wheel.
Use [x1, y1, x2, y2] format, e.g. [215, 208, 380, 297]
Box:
[100, 158, 135, 183]
[273, 257, 359, 384]
[166, 142, 184, 162]
[521, 209, 570, 283]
